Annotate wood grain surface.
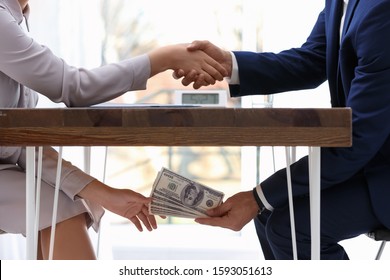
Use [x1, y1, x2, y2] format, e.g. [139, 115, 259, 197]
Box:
[0, 107, 352, 147]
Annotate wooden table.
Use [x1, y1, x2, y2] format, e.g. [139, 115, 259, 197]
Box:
[0, 107, 352, 260]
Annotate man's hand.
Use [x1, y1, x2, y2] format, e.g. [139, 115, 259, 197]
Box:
[195, 190, 259, 231]
[174, 40, 233, 89]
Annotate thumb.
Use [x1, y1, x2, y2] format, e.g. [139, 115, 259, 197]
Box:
[187, 40, 207, 51]
[207, 202, 231, 217]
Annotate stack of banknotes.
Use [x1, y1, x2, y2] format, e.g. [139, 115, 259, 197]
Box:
[149, 167, 225, 218]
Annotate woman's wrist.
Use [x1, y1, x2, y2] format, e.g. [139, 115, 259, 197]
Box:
[78, 179, 111, 207]
[148, 45, 176, 77]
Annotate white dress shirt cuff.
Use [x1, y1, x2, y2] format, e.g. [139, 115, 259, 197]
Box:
[254, 184, 274, 211]
[226, 51, 240, 85]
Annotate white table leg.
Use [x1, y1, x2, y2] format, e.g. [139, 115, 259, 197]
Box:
[308, 147, 321, 260]
[285, 147, 298, 260]
[33, 147, 43, 258]
[83, 147, 91, 175]
[25, 147, 36, 260]
[96, 147, 108, 259]
[48, 147, 63, 260]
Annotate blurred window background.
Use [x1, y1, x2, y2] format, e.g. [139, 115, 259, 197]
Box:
[4, 0, 381, 260]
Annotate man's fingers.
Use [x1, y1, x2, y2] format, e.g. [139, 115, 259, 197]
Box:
[195, 215, 244, 232]
[193, 203, 229, 227]
[195, 215, 239, 231]
[195, 216, 225, 228]
[208, 202, 231, 217]
[198, 72, 215, 86]
[202, 62, 225, 81]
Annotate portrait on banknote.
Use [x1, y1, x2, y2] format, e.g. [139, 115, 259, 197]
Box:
[181, 183, 204, 207]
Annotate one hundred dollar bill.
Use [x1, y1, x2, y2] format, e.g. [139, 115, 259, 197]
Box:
[151, 192, 205, 217]
[149, 167, 224, 218]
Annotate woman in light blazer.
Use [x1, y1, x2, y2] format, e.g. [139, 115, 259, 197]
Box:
[0, 0, 226, 259]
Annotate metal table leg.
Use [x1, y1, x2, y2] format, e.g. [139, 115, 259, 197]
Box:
[26, 147, 36, 260]
[309, 147, 321, 260]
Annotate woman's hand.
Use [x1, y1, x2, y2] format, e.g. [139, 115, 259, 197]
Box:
[78, 180, 157, 232]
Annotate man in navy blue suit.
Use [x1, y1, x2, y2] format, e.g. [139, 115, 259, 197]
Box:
[177, 0, 390, 259]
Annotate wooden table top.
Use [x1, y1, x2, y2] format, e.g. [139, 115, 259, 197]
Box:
[0, 107, 352, 147]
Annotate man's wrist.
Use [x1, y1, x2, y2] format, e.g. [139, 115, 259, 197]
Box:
[223, 51, 233, 77]
[252, 187, 266, 214]
[227, 51, 239, 84]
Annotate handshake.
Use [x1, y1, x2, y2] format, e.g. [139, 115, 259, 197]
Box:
[148, 40, 232, 90]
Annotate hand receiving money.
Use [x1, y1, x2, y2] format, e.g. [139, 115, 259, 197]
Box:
[149, 168, 225, 218]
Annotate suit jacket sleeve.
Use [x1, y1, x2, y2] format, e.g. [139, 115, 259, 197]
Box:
[230, 3, 390, 209]
[230, 9, 328, 97]
[16, 147, 95, 201]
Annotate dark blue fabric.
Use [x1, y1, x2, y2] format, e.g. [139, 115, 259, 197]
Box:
[254, 170, 382, 259]
[230, 0, 390, 259]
